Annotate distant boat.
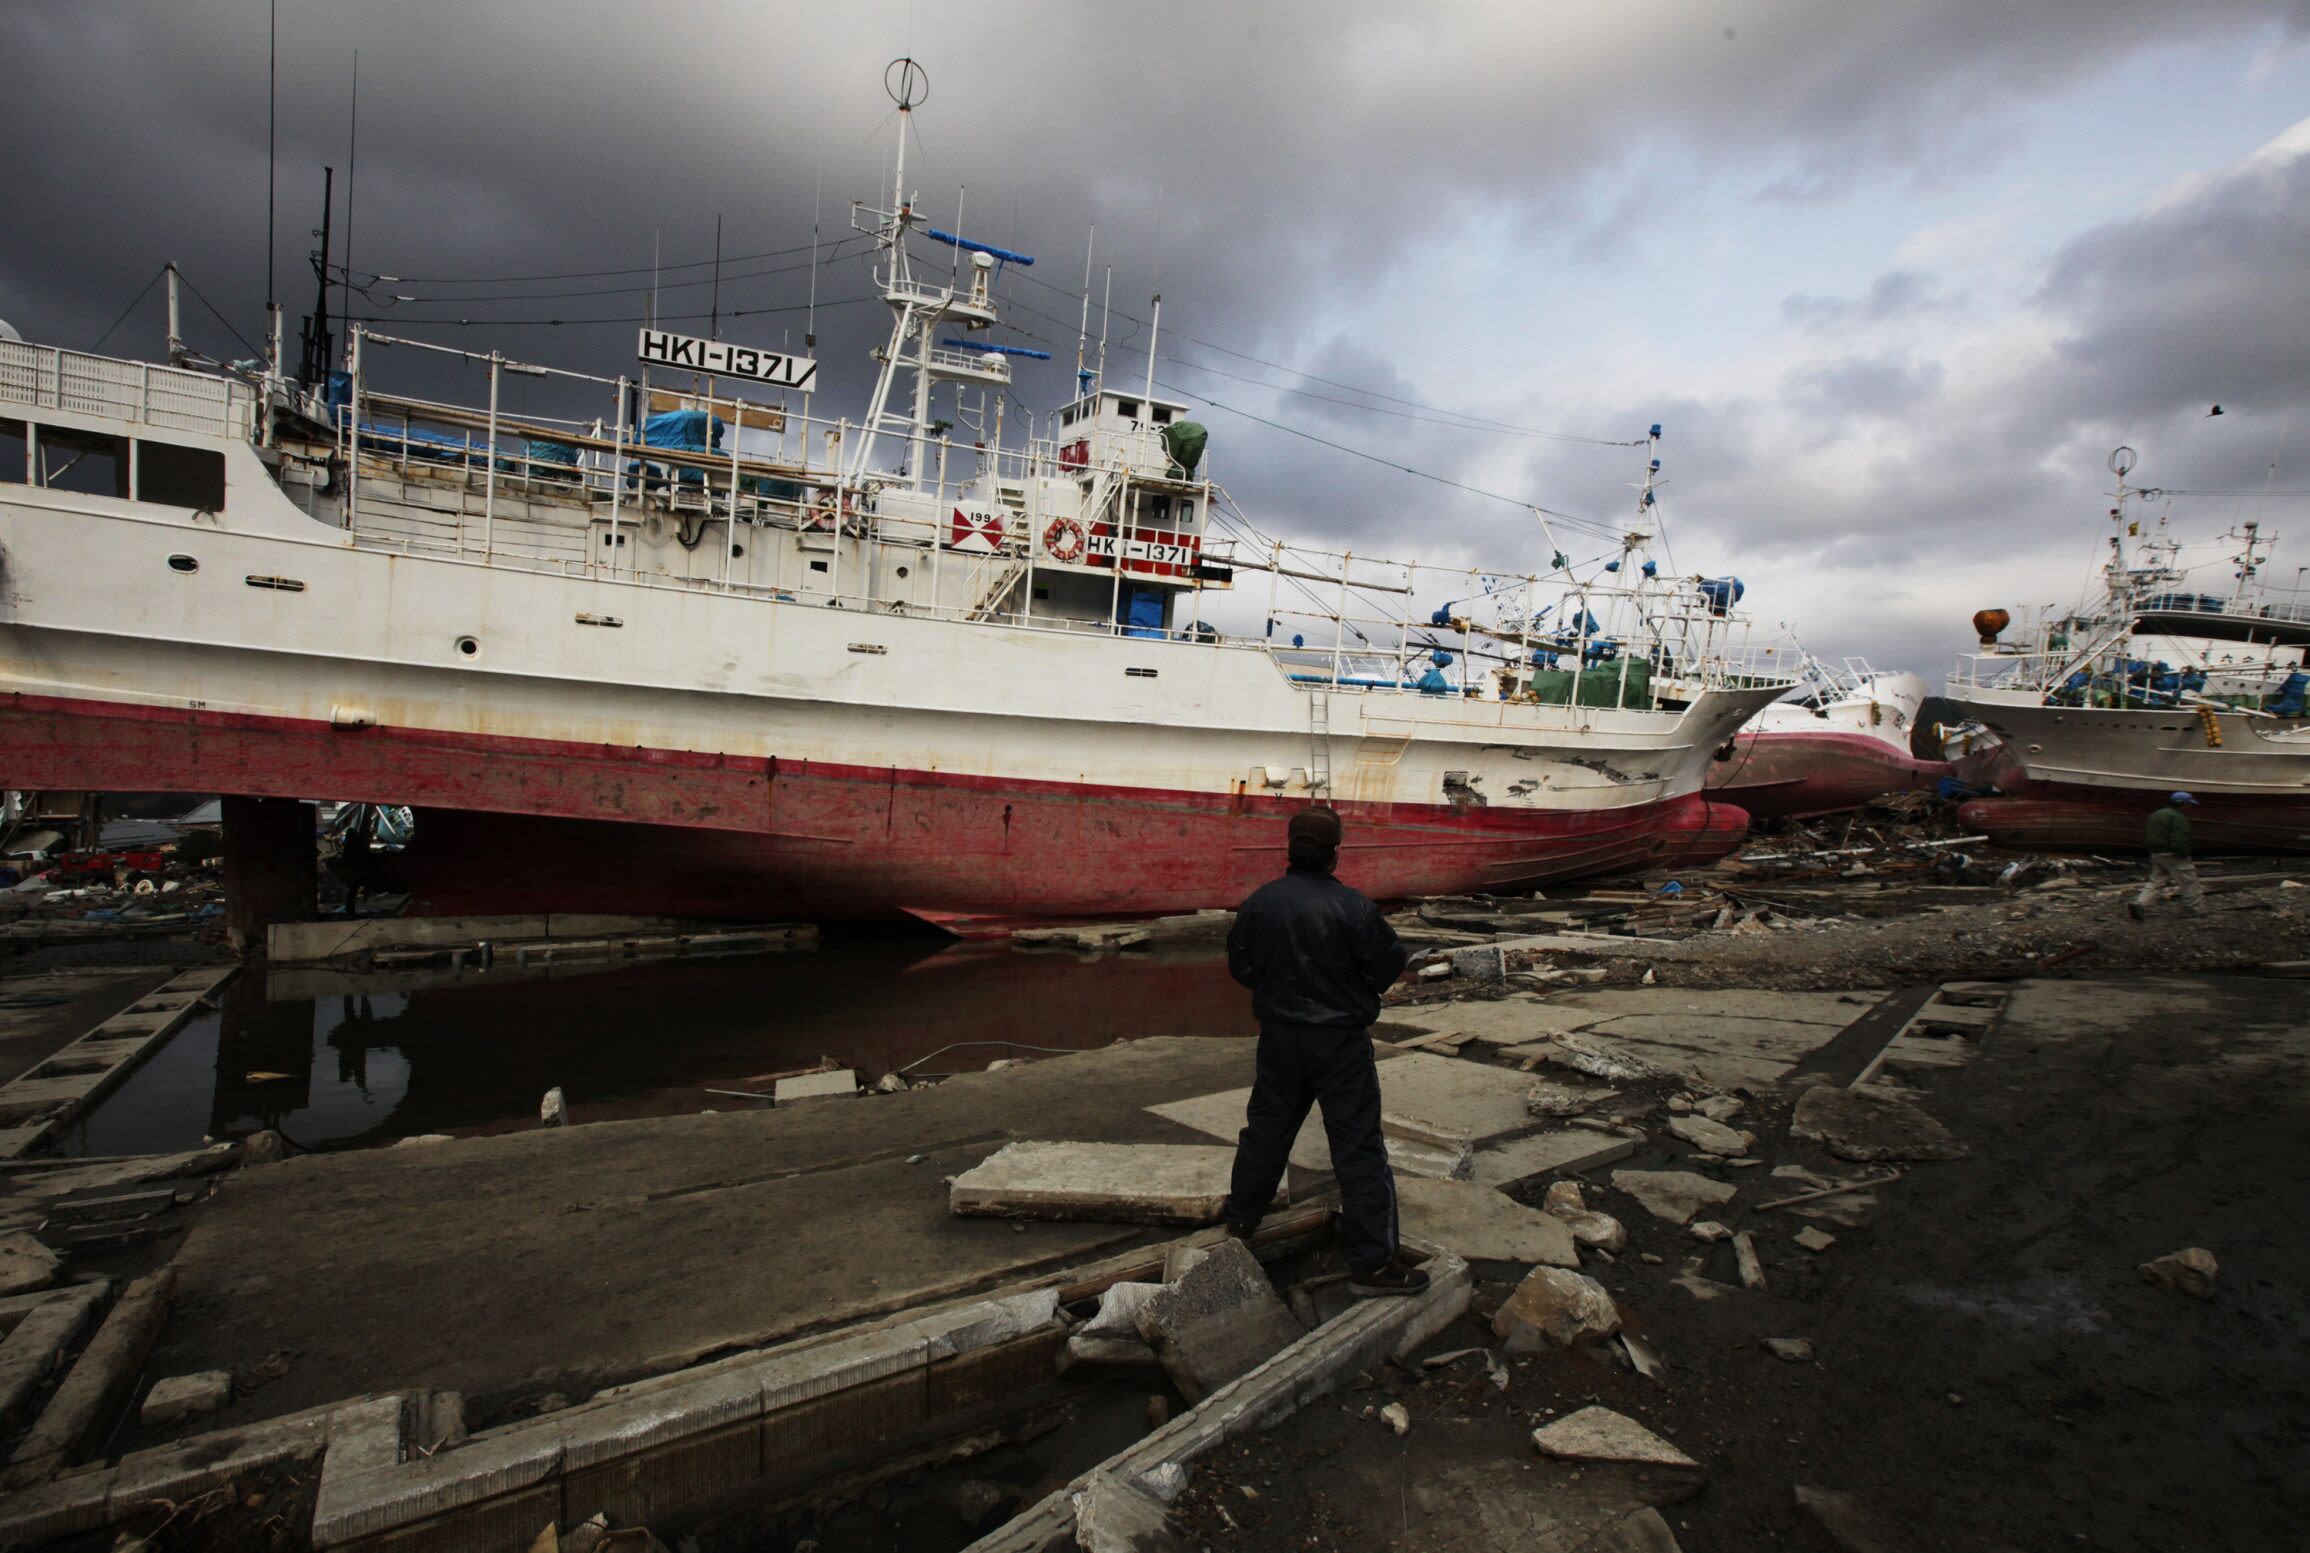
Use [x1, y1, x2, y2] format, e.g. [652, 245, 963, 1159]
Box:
[1708, 659, 1951, 819]
[1945, 447, 2310, 854]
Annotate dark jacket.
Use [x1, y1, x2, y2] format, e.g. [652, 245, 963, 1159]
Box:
[2145, 805, 2192, 857]
[1227, 864, 1410, 1029]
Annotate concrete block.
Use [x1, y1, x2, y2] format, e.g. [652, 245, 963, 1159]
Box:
[309, 1423, 565, 1546]
[915, 1287, 1062, 1360]
[773, 1069, 858, 1105]
[949, 1141, 1244, 1226]
[1492, 1266, 1621, 1351]
[1073, 1469, 1190, 1552]
[750, 1322, 930, 1414]
[1394, 1178, 1578, 1267]
[556, 1368, 764, 1473]
[1134, 1238, 1303, 1403]
[1531, 1406, 1699, 1468]
[139, 1370, 232, 1427]
[330, 1485, 562, 1553]
[927, 1329, 1067, 1415]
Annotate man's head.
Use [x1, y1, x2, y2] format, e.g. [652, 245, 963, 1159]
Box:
[1287, 806, 1343, 872]
[2170, 791, 2199, 807]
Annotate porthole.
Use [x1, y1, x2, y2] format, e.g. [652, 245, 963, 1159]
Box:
[896, 565, 911, 579]
[455, 636, 480, 658]
[731, 544, 745, 559]
[166, 554, 198, 573]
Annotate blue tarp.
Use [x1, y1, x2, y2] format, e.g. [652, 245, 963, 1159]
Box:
[1121, 587, 1168, 640]
[641, 410, 724, 453]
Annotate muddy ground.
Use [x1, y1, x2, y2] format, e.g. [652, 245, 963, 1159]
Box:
[1172, 972, 2310, 1553]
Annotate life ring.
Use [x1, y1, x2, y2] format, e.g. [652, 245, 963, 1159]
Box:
[805, 498, 837, 531]
[1044, 516, 1087, 564]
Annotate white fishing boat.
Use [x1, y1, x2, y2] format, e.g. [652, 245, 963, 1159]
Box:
[0, 65, 1792, 927]
[1946, 447, 2310, 853]
[1708, 658, 1950, 819]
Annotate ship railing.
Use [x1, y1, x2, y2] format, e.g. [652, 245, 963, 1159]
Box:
[0, 339, 256, 441]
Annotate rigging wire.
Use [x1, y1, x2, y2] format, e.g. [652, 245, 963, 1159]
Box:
[335, 239, 870, 305]
[175, 270, 264, 359]
[344, 295, 880, 329]
[86, 267, 166, 354]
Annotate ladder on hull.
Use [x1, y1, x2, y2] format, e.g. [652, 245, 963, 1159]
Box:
[1308, 691, 1333, 794]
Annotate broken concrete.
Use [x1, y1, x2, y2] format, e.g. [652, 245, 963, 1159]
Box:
[1732, 1231, 1767, 1290]
[7, 1267, 174, 1486]
[1611, 1170, 1738, 1225]
[950, 1141, 1244, 1227]
[1468, 1129, 1638, 1187]
[1791, 1085, 1969, 1162]
[1559, 1209, 1628, 1254]
[1794, 1226, 1837, 1253]
[139, 1369, 232, 1426]
[1764, 1337, 1815, 1363]
[1531, 1405, 1700, 1468]
[1527, 1080, 1616, 1117]
[0, 1233, 59, 1297]
[1393, 1177, 1578, 1266]
[1072, 1470, 1190, 1553]
[1067, 1283, 1163, 1368]
[1694, 1095, 1745, 1123]
[1134, 1239, 1303, 1403]
[1491, 1266, 1621, 1351]
[2139, 1246, 2219, 1300]
[1547, 1033, 1666, 1084]
[1667, 1114, 1752, 1156]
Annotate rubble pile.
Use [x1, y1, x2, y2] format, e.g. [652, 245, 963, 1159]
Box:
[0, 835, 226, 945]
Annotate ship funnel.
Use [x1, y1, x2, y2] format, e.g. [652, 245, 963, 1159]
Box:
[1972, 608, 2011, 647]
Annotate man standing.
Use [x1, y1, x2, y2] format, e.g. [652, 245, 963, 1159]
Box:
[2131, 791, 2208, 919]
[1220, 807, 1427, 1297]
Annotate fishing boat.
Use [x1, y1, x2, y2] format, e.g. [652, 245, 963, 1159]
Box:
[0, 65, 1791, 927]
[1945, 447, 2310, 854]
[1706, 658, 1950, 819]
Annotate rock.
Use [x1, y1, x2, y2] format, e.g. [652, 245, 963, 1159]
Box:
[1450, 945, 1507, 983]
[1073, 1470, 1190, 1553]
[1695, 1095, 1745, 1123]
[1549, 1034, 1662, 1084]
[774, 1069, 858, 1104]
[950, 1141, 1247, 1226]
[1542, 1181, 1585, 1216]
[539, 1087, 567, 1128]
[1380, 1401, 1411, 1436]
[1135, 1238, 1303, 1402]
[874, 1072, 907, 1093]
[1793, 1226, 1837, 1253]
[1558, 1210, 1627, 1254]
[139, 1370, 232, 1426]
[1690, 1221, 1731, 1242]
[2138, 1246, 2218, 1300]
[1417, 962, 1453, 982]
[0, 1233, 61, 1297]
[1667, 1115, 1751, 1157]
[1666, 1096, 1693, 1114]
[1639, 1251, 1663, 1265]
[1611, 1169, 1738, 1225]
[1394, 1177, 1578, 1266]
[985, 1058, 1022, 1071]
[241, 1130, 288, 1165]
[1490, 1265, 1621, 1351]
[1526, 1081, 1611, 1118]
[1763, 1337, 1814, 1363]
[1732, 1231, 1767, 1290]
[951, 1479, 1014, 1533]
[1530, 1405, 1699, 1468]
[392, 1134, 454, 1147]
[1790, 1085, 1968, 1162]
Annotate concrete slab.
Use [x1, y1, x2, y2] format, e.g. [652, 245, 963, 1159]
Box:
[773, 1069, 859, 1105]
[1394, 1178, 1578, 1266]
[1610, 1170, 1738, 1225]
[1467, 1130, 1640, 1188]
[949, 1141, 1243, 1226]
[156, 1037, 1265, 1425]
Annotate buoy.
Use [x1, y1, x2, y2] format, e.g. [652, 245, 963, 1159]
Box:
[1972, 608, 2011, 647]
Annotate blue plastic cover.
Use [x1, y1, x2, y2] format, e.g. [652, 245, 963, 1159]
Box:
[1121, 587, 1167, 640]
[1416, 667, 1453, 695]
[926, 229, 1036, 267]
[1698, 577, 1744, 615]
[642, 409, 723, 453]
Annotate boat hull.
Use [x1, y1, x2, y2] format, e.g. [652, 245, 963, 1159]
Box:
[0, 690, 1751, 922]
[1706, 728, 1952, 820]
[1957, 780, 2310, 854]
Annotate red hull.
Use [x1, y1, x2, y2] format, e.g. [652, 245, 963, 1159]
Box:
[1958, 780, 2310, 855]
[1707, 729, 1952, 820]
[1, 692, 1752, 922]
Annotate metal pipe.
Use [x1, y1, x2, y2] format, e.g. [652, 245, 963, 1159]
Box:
[482, 352, 500, 560]
[608, 376, 625, 567]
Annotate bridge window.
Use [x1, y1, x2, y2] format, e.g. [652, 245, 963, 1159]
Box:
[137, 441, 226, 511]
[0, 419, 23, 483]
[35, 426, 128, 499]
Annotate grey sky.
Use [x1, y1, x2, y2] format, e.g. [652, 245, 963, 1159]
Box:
[5, 1, 2309, 673]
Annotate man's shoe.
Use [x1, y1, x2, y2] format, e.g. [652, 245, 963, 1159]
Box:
[1349, 1262, 1432, 1299]
[2127, 901, 2147, 921]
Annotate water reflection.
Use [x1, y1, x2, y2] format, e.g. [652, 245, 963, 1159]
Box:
[55, 933, 1252, 1157]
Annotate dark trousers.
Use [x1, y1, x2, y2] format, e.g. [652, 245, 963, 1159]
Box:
[1223, 1022, 1399, 1274]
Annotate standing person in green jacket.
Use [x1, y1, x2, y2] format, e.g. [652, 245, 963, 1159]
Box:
[2130, 791, 2207, 919]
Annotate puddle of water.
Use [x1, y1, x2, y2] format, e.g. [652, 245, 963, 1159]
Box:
[52, 931, 1252, 1156]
